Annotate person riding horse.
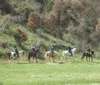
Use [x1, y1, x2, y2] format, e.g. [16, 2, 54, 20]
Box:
[14, 46, 19, 57]
[81, 47, 95, 62]
[50, 45, 55, 57]
[68, 46, 73, 56]
[28, 46, 41, 63]
[31, 45, 37, 55]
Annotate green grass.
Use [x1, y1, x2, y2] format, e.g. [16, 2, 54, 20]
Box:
[0, 60, 100, 85]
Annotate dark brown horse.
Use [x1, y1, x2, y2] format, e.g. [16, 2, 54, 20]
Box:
[28, 47, 40, 63]
[81, 50, 94, 62]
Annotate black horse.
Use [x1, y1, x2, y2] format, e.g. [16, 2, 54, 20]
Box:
[81, 50, 94, 62]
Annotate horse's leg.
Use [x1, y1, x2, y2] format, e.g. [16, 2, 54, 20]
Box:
[89, 57, 91, 62]
[71, 52, 73, 57]
[32, 55, 34, 63]
[12, 54, 15, 60]
[44, 54, 48, 63]
[81, 54, 85, 61]
[21, 52, 24, 60]
[44, 56, 47, 63]
[91, 56, 93, 62]
[48, 56, 51, 62]
[50, 57, 53, 62]
[47, 56, 49, 63]
[9, 54, 11, 60]
[90, 57, 91, 62]
[17, 54, 20, 63]
[28, 54, 31, 63]
[23, 52, 24, 56]
[52, 56, 55, 63]
[35, 55, 38, 63]
[86, 56, 88, 62]
[65, 55, 67, 60]
[53, 57, 55, 63]
[51, 56, 54, 62]
[44, 54, 46, 63]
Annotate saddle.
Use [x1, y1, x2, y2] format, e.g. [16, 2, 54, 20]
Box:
[50, 51, 54, 57]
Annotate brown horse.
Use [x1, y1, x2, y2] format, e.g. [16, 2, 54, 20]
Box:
[81, 50, 94, 62]
[28, 47, 40, 63]
[44, 51, 55, 63]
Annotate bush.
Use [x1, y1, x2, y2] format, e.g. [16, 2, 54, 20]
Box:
[14, 28, 27, 45]
[0, 22, 12, 35]
[0, 0, 13, 15]
[26, 12, 41, 31]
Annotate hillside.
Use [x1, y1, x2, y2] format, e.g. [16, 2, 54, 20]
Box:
[0, 0, 100, 57]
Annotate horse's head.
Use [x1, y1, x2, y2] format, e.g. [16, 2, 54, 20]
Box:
[36, 48, 40, 53]
[72, 48, 76, 52]
[54, 50, 57, 54]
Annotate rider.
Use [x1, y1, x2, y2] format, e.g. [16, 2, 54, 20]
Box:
[87, 47, 91, 54]
[68, 46, 73, 56]
[14, 46, 19, 57]
[50, 45, 55, 56]
[31, 45, 36, 55]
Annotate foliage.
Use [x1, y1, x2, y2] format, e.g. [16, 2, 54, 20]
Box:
[14, 28, 27, 45]
[0, 23, 11, 34]
[0, 42, 10, 49]
[43, 14, 57, 36]
[0, 0, 13, 15]
[26, 12, 40, 30]
[0, 0, 100, 55]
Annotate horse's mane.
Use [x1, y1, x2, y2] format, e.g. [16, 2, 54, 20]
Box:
[35, 47, 40, 52]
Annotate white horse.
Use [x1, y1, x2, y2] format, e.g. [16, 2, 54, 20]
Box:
[61, 48, 76, 59]
[11, 50, 24, 59]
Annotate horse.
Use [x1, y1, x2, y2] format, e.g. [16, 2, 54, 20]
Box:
[10, 50, 24, 59]
[28, 47, 40, 63]
[61, 48, 76, 59]
[44, 50, 57, 63]
[81, 50, 94, 62]
[3, 48, 24, 60]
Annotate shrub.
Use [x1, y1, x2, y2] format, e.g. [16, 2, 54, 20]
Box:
[0, 22, 12, 35]
[26, 12, 41, 31]
[0, 0, 13, 15]
[0, 42, 10, 49]
[14, 28, 27, 45]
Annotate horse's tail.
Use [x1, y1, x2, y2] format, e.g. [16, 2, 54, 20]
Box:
[44, 52, 47, 58]
[8, 52, 11, 59]
[22, 51, 24, 56]
[91, 51, 94, 55]
[28, 52, 31, 61]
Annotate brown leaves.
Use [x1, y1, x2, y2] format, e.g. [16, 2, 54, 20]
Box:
[43, 14, 57, 31]
[26, 12, 40, 30]
[14, 29, 27, 44]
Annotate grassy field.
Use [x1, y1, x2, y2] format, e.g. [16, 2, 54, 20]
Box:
[0, 59, 100, 85]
